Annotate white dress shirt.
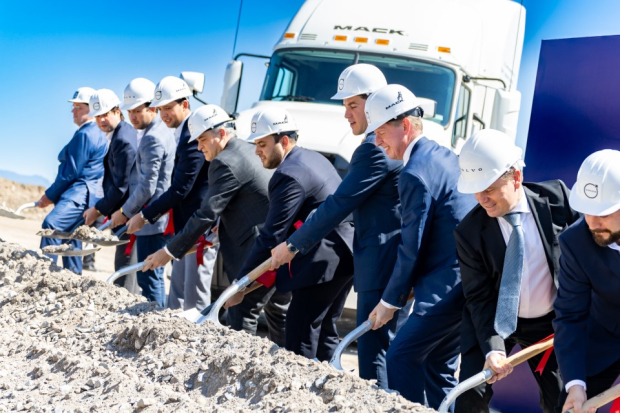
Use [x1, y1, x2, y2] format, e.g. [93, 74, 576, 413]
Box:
[136, 128, 146, 147]
[381, 134, 425, 310]
[497, 189, 556, 319]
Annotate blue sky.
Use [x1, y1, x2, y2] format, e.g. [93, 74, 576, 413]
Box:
[2, 0, 620, 183]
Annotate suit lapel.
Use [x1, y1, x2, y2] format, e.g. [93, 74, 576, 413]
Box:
[525, 187, 555, 274]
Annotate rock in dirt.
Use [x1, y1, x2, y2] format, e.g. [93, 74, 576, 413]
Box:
[70, 225, 116, 242]
[0, 240, 436, 412]
[41, 244, 72, 253]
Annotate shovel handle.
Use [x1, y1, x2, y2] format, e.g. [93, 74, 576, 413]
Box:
[16, 202, 38, 214]
[566, 383, 620, 412]
[506, 337, 554, 367]
[97, 220, 112, 231]
[113, 224, 128, 238]
[248, 258, 273, 282]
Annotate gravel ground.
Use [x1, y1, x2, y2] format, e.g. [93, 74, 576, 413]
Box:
[0, 240, 434, 413]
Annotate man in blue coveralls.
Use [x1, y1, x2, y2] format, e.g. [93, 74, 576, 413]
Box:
[38, 87, 107, 274]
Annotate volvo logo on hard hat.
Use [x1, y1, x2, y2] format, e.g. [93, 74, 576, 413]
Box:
[385, 91, 403, 110]
[155, 91, 162, 100]
[251, 122, 257, 133]
[584, 183, 599, 199]
[338, 79, 345, 90]
[461, 168, 483, 172]
[93, 102, 100, 111]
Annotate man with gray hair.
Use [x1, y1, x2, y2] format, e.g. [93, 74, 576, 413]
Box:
[109, 78, 176, 307]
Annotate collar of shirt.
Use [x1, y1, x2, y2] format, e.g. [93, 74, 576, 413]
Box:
[78, 119, 95, 131]
[136, 129, 146, 147]
[403, 135, 424, 165]
[608, 242, 620, 253]
[105, 131, 113, 143]
[174, 115, 190, 143]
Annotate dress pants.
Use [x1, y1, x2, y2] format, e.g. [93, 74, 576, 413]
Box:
[227, 285, 291, 348]
[40, 196, 86, 274]
[285, 253, 354, 362]
[456, 312, 562, 413]
[168, 244, 217, 312]
[112, 230, 139, 294]
[386, 310, 462, 410]
[356, 289, 412, 388]
[556, 356, 620, 412]
[135, 233, 169, 308]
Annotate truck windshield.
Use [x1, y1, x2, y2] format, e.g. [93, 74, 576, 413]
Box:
[260, 49, 456, 126]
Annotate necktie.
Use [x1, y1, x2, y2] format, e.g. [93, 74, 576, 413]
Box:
[494, 212, 525, 339]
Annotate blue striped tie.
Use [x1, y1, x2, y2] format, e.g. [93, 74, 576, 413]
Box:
[494, 212, 524, 339]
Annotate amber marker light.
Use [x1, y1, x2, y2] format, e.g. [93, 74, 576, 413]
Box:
[438, 46, 451, 53]
[354, 37, 368, 43]
[283, 33, 296, 39]
[375, 39, 390, 45]
[334, 35, 347, 41]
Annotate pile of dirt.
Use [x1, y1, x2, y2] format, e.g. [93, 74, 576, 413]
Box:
[71, 225, 116, 242]
[0, 240, 434, 412]
[0, 177, 51, 220]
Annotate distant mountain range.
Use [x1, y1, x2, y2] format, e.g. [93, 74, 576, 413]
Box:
[0, 170, 50, 188]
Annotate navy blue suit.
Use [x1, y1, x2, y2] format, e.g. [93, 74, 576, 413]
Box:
[142, 120, 210, 233]
[554, 218, 620, 402]
[41, 121, 107, 274]
[238, 146, 355, 361]
[288, 134, 409, 386]
[95, 121, 137, 217]
[383, 137, 476, 408]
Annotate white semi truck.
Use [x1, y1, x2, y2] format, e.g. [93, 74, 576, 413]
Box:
[215, 0, 525, 175]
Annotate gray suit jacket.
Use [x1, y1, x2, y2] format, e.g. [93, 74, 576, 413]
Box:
[123, 118, 176, 236]
[166, 138, 273, 279]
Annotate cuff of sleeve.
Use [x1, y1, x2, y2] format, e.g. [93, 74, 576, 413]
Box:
[163, 246, 179, 261]
[380, 299, 401, 310]
[485, 350, 507, 360]
[565, 380, 586, 392]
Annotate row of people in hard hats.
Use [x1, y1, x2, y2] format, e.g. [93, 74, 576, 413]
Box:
[40, 64, 620, 413]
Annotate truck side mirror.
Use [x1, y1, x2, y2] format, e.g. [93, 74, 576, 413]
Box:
[180, 71, 205, 93]
[220, 60, 244, 115]
[490, 89, 521, 141]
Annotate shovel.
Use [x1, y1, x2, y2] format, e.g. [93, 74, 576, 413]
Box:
[437, 337, 555, 413]
[330, 292, 414, 371]
[90, 224, 130, 247]
[176, 282, 265, 323]
[47, 246, 102, 257]
[0, 201, 38, 220]
[566, 382, 620, 412]
[37, 218, 86, 240]
[197, 257, 272, 326]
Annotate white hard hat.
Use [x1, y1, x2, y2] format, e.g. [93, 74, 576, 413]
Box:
[457, 129, 524, 194]
[364, 84, 420, 134]
[121, 78, 156, 111]
[88, 89, 121, 117]
[150, 76, 191, 108]
[246, 108, 298, 142]
[569, 149, 620, 216]
[331, 64, 387, 100]
[68, 87, 96, 104]
[187, 104, 234, 142]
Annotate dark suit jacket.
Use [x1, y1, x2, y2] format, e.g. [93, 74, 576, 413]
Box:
[553, 218, 620, 383]
[166, 138, 273, 279]
[142, 119, 210, 231]
[455, 180, 579, 356]
[95, 121, 137, 217]
[237, 146, 354, 293]
[46, 121, 107, 208]
[288, 135, 403, 293]
[382, 137, 476, 315]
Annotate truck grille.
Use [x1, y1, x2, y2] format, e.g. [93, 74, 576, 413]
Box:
[409, 43, 428, 51]
[300, 33, 317, 41]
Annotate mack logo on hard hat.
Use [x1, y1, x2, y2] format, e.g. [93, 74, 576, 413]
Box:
[187, 104, 233, 142]
[457, 129, 524, 194]
[569, 149, 620, 216]
[246, 107, 298, 142]
[363, 84, 419, 134]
